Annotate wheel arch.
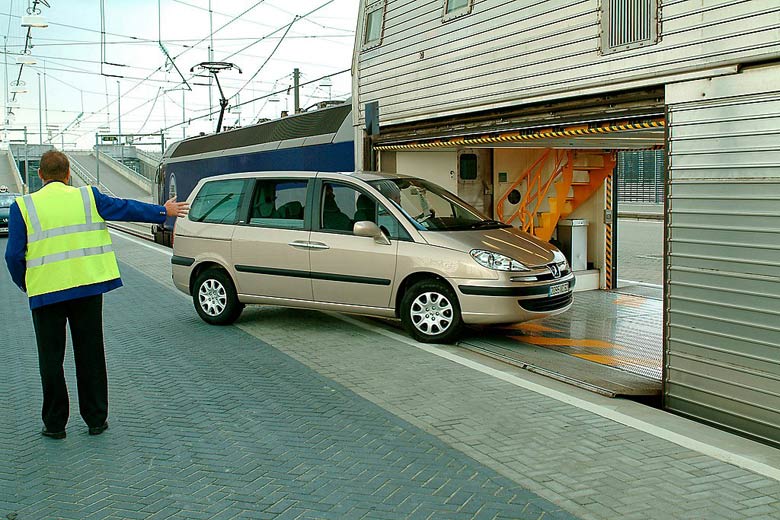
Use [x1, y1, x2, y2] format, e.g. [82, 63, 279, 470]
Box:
[189, 261, 233, 294]
[394, 271, 456, 317]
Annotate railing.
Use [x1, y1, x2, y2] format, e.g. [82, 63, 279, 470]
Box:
[496, 149, 569, 234]
[92, 150, 153, 190]
[135, 148, 162, 165]
[496, 149, 552, 226]
[616, 150, 664, 203]
[517, 150, 569, 235]
[4, 149, 26, 193]
[66, 154, 118, 197]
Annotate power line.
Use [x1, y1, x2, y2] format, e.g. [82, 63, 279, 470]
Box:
[159, 68, 349, 133]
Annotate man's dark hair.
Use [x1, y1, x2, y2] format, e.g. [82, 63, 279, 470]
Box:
[39, 150, 70, 181]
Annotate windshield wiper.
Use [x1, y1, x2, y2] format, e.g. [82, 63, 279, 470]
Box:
[470, 219, 510, 229]
[193, 194, 233, 222]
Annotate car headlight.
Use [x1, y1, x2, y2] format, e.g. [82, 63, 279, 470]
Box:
[470, 249, 530, 272]
[552, 249, 569, 269]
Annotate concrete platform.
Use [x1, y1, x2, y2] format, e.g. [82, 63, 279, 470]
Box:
[2, 232, 779, 520]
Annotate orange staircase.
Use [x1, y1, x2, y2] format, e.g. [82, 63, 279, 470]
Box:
[496, 150, 616, 241]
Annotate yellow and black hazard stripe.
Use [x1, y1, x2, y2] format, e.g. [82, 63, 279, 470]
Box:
[373, 118, 665, 151]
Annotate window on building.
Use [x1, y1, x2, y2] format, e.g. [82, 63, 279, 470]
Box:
[459, 153, 478, 180]
[363, 2, 385, 48]
[600, 0, 660, 54]
[443, 0, 472, 21]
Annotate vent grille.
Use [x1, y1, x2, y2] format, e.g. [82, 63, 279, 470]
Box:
[602, 0, 659, 54]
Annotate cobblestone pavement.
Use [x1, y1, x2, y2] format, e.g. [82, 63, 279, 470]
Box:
[3, 233, 780, 520]
[0, 242, 576, 519]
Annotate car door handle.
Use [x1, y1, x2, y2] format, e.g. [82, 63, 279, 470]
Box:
[288, 241, 330, 250]
[306, 241, 330, 250]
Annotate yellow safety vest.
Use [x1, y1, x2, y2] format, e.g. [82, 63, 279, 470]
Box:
[16, 182, 120, 298]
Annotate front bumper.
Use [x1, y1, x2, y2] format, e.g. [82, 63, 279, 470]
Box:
[453, 273, 576, 325]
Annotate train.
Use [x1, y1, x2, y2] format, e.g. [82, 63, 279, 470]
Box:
[153, 103, 354, 246]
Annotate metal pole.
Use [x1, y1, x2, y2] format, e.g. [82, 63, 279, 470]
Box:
[182, 89, 186, 140]
[117, 80, 123, 163]
[24, 127, 29, 193]
[3, 37, 8, 127]
[293, 68, 300, 113]
[95, 133, 100, 187]
[38, 73, 43, 145]
[43, 61, 48, 140]
[208, 0, 214, 120]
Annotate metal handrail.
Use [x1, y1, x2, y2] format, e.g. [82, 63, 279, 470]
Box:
[135, 148, 162, 164]
[66, 154, 118, 197]
[92, 150, 153, 187]
[5, 149, 26, 192]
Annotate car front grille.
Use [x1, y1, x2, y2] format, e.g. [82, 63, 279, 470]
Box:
[518, 292, 573, 312]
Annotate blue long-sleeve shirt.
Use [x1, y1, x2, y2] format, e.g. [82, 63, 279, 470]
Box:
[4, 183, 167, 309]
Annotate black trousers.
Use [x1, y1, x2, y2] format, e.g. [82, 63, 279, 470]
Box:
[31, 294, 107, 431]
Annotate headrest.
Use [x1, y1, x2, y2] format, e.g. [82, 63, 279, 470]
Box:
[356, 194, 374, 211]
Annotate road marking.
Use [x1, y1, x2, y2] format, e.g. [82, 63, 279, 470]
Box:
[110, 229, 172, 256]
[618, 279, 663, 289]
[330, 313, 780, 483]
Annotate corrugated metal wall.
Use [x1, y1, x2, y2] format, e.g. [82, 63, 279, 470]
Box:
[355, 0, 780, 127]
[665, 65, 780, 447]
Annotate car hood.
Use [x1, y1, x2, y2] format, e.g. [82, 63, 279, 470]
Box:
[419, 226, 557, 268]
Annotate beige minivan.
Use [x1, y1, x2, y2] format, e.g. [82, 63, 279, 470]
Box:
[172, 171, 574, 343]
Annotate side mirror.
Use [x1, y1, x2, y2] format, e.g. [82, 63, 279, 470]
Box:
[353, 220, 391, 245]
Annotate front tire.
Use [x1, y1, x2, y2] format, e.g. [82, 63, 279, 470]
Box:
[401, 279, 463, 343]
[192, 268, 244, 325]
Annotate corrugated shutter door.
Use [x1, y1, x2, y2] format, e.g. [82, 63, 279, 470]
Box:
[665, 66, 780, 447]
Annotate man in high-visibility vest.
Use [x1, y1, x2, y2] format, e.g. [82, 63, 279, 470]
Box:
[4, 150, 188, 439]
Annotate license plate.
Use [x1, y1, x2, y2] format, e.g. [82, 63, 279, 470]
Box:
[549, 282, 569, 297]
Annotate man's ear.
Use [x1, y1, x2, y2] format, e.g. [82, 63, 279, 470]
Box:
[37, 168, 43, 181]
[65, 169, 71, 184]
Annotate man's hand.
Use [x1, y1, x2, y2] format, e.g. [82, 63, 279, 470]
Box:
[165, 196, 190, 218]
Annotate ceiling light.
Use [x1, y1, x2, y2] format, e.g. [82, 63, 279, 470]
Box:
[10, 86, 28, 94]
[21, 15, 48, 28]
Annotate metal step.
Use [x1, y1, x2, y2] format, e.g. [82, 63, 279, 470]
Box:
[458, 334, 661, 398]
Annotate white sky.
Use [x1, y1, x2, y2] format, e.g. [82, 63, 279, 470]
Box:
[1, 0, 359, 149]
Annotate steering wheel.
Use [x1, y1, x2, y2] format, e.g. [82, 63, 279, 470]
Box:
[415, 209, 435, 224]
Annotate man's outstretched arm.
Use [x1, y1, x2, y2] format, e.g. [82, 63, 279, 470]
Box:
[92, 187, 189, 222]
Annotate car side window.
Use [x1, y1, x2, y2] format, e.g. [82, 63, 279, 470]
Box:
[319, 182, 410, 240]
[378, 205, 411, 241]
[320, 182, 357, 233]
[249, 179, 308, 229]
[189, 179, 248, 224]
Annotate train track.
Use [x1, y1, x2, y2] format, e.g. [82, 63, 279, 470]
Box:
[107, 221, 160, 244]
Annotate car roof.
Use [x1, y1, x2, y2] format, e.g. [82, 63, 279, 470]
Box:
[200, 170, 411, 183]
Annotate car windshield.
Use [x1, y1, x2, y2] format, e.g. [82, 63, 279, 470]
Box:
[0, 194, 16, 208]
[368, 177, 509, 231]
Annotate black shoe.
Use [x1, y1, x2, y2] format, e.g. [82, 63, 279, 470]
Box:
[41, 427, 66, 439]
[88, 422, 109, 436]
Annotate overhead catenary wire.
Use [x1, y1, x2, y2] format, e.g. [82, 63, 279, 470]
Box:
[9, 1, 355, 145]
[158, 68, 349, 133]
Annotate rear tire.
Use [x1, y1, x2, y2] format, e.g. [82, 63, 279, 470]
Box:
[192, 268, 244, 325]
[400, 279, 463, 343]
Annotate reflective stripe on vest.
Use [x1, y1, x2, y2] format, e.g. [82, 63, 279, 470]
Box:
[18, 184, 120, 298]
[26, 244, 114, 269]
[25, 187, 108, 243]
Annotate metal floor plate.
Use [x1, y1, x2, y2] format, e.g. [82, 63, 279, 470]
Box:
[461, 287, 663, 397]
